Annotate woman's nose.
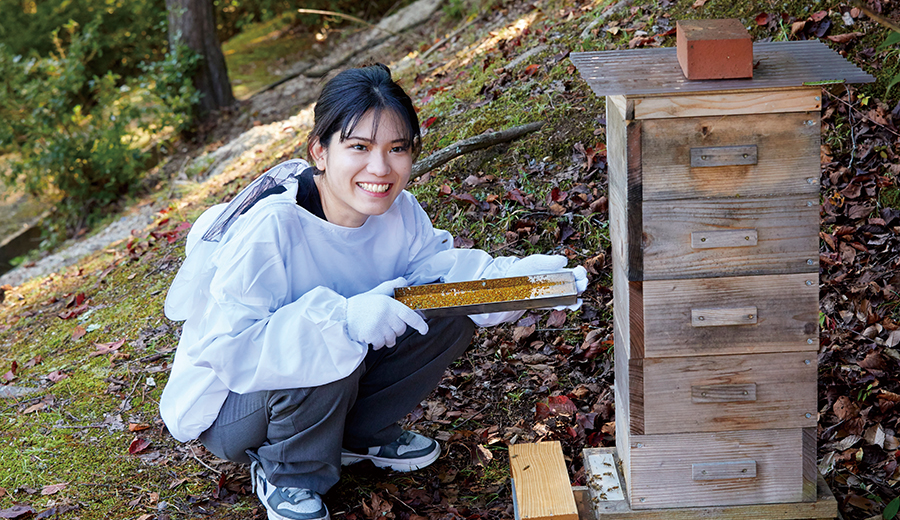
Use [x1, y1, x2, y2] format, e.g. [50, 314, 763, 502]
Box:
[368, 151, 390, 175]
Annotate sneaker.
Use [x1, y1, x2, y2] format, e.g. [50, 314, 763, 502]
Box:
[250, 460, 330, 520]
[340, 430, 440, 472]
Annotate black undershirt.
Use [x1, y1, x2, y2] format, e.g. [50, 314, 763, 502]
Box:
[242, 167, 327, 220]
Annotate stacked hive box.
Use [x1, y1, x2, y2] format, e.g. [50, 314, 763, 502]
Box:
[570, 40, 873, 510]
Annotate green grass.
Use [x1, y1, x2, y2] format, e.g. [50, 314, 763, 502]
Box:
[222, 13, 318, 99]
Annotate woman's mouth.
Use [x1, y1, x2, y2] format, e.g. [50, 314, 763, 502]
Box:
[358, 182, 392, 194]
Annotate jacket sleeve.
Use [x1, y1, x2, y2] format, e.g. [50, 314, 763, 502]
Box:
[174, 207, 367, 394]
[402, 196, 526, 327]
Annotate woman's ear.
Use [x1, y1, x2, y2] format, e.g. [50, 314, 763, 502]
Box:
[309, 138, 327, 171]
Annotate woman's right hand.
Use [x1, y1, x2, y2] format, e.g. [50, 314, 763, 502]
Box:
[346, 277, 429, 349]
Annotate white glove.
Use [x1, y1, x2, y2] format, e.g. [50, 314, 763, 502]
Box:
[504, 254, 569, 278]
[346, 277, 429, 350]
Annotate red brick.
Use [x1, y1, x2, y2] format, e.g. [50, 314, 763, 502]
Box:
[676, 19, 753, 80]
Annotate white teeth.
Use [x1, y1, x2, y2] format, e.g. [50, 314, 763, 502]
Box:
[358, 182, 391, 193]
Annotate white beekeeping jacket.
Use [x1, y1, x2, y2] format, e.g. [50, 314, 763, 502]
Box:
[160, 170, 523, 441]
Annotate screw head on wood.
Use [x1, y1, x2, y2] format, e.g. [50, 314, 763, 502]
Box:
[805, 359, 811, 365]
[806, 413, 812, 418]
[807, 259, 815, 265]
[807, 338, 814, 344]
[806, 280, 814, 286]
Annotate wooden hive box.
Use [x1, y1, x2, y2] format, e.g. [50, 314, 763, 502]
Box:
[570, 40, 873, 510]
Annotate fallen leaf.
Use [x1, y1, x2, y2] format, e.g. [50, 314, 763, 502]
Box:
[89, 338, 126, 357]
[46, 371, 67, 383]
[863, 424, 885, 448]
[513, 324, 536, 343]
[71, 325, 87, 341]
[522, 64, 540, 76]
[546, 310, 567, 328]
[755, 12, 769, 25]
[547, 395, 577, 416]
[23, 402, 47, 414]
[473, 444, 493, 466]
[23, 356, 42, 369]
[40, 483, 67, 496]
[691, 0, 707, 8]
[834, 395, 860, 421]
[422, 116, 437, 129]
[128, 423, 150, 432]
[128, 437, 151, 455]
[0, 505, 35, 519]
[827, 32, 863, 43]
[2, 360, 17, 382]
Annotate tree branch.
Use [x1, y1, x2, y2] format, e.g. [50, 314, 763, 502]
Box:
[412, 121, 545, 177]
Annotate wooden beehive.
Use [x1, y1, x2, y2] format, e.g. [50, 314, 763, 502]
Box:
[569, 40, 873, 511]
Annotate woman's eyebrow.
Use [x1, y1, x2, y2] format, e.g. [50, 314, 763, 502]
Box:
[346, 135, 410, 145]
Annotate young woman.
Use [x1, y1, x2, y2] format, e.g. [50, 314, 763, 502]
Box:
[160, 63, 587, 520]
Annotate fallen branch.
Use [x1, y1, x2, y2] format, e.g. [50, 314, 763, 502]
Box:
[412, 121, 546, 177]
[421, 16, 480, 60]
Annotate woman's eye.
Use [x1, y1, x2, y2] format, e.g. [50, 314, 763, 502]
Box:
[391, 146, 409, 153]
[351, 144, 367, 151]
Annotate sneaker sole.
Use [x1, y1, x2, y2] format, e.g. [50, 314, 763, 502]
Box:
[340, 445, 440, 472]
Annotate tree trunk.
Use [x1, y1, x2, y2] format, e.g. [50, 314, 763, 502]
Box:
[165, 0, 235, 115]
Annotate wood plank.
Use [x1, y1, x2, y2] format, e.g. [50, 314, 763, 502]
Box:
[631, 88, 821, 119]
[642, 195, 819, 280]
[690, 145, 758, 168]
[691, 230, 758, 249]
[641, 112, 821, 201]
[627, 429, 814, 509]
[510, 441, 579, 520]
[642, 273, 819, 358]
[607, 96, 644, 282]
[641, 352, 817, 434]
[579, 447, 838, 520]
[691, 306, 758, 327]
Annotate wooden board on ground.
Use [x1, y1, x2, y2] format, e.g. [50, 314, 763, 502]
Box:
[578, 447, 837, 520]
[511, 441, 579, 520]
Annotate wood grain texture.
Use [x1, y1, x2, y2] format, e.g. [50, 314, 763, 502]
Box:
[608, 97, 644, 282]
[580, 447, 838, 519]
[626, 429, 812, 509]
[641, 351, 817, 434]
[510, 442, 579, 520]
[642, 273, 819, 358]
[641, 196, 819, 280]
[631, 89, 821, 120]
[641, 112, 820, 201]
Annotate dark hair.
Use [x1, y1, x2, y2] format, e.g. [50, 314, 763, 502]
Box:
[308, 63, 421, 164]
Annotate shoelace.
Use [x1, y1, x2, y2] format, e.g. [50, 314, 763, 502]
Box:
[284, 488, 315, 502]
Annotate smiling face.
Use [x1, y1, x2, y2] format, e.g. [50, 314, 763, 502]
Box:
[310, 109, 414, 228]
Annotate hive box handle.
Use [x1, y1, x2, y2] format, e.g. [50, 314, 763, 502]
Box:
[691, 306, 758, 327]
[692, 460, 757, 481]
[690, 145, 758, 167]
[691, 383, 757, 403]
[691, 229, 758, 249]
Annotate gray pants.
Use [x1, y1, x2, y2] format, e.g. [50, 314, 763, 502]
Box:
[198, 316, 474, 494]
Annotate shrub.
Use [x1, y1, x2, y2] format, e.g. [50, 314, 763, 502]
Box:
[0, 17, 198, 231]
